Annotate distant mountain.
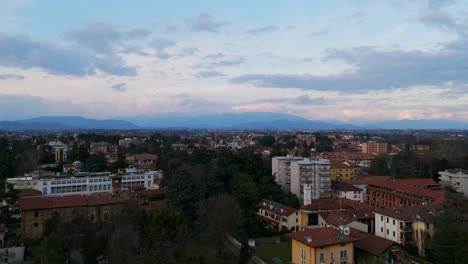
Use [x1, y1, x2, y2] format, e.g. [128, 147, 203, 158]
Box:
[365, 119, 468, 130]
[0, 116, 139, 130]
[127, 112, 359, 129]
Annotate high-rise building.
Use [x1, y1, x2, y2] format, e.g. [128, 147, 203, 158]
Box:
[272, 155, 303, 192]
[290, 159, 331, 201]
[362, 141, 388, 154]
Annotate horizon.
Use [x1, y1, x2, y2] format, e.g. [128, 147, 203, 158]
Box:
[1, 0, 468, 122]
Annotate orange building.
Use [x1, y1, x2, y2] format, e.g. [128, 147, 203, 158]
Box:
[330, 160, 361, 181]
[288, 227, 358, 264]
[361, 141, 387, 154]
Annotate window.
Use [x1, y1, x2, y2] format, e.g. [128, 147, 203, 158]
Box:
[301, 248, 306, 264]
[320, 253, 326, 263]
[381, 216, 383, 221]
[331, 252, 335, 262]
[387, 229, 389, 235]
[34, 211, 39, 217]
[393, 219, 395, 225]
[381, 227, 383, 233]
[33, 222, 38, 228]
[393, 231, 396, 237]
[103, 211, 109, 221]
[387, 218, 389, 223]
[89, 213, 96, 222]
[340, 250, 347, 259]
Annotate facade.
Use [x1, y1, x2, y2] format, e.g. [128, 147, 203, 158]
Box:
[119, 137, 143, 148]
[361, 141, 387, 154]
[320, 152, 374, 168]
[89, 142, 119, 161]
[7, 170, 161, 196]
[330, 161, 361, 181]
[439, 169, 468, 196]
[288, 227, 357, 264]
[331, 181, 364, 203]
[257, 199, 300, 232]
[47, 140, 68, 162]
[366, 178, 443, 208]
[291, 159, 331, 201]
[126, 153, 158, 170]
[272, 155, 303, 192]
[318, 210, 375, 233]
[18, 192, 131, 237]
[374, 205, 440, 257]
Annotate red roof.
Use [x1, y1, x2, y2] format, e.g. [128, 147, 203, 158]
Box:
[258, 199, 298, 216]
[18, 188, 42, 198]
[368, 179, 443, 199]
[301, 198, 373, 211]
[18, 192, 131, 211]
[350, 228, 398, 256]
[288, 227, 358, 248]
[321, 210, 375, 227]
[349, 176, 391, 185]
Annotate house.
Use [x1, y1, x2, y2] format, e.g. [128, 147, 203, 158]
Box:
[126, 153, 157, 170]
[257, 199, 300, 232]
[288, 227, 358, 264]
[349, 228, 403, 264]
[375, 205, 441, 257]
[89, 142, 119, 162]
[318, 210, 375, 233]
[331, 181, 364, 203]
[439, 169, 468, 197]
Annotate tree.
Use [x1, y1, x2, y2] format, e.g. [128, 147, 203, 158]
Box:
[67, 142, 90, 163]
[231, 173, 258, 210]
[368, 155, 390, 175]
[391, 150, 421, 179]
[301, 148, 310, 158]
[83, 153, 108, 172]
[0, 181, 18, 226]
[256, 135, 276, 147]
[166, 168, 201, 217]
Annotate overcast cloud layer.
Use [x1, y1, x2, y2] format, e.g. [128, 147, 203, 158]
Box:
[0, 0, 467, 121]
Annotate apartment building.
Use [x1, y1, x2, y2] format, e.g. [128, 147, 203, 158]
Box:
[375, 205, 440, 257]
[47, 140, 68, 162]
[272, 155, 303, 192]
[257, 199, 300, 232]
[439, 169, 468, 196]
[362, 141, 387, 154]
[331, 181, 364, 203]
[330, 161, 361, 181]
[291, 159, 331, 201]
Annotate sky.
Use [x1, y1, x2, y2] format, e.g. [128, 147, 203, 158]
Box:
[0, 0, 467, 122]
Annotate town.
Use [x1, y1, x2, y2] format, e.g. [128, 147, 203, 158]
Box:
[0, 129, 467, 263]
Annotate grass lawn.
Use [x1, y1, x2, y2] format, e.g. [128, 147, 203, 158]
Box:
[254, 241, 291, 264]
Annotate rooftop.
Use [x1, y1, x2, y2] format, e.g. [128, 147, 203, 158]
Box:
[376, 205, 441, 222]
[288, 227, 358, 248]
[302, 198, 373, 212]
[350, 228, 398, 256]
[295, 158, 330, 166]
[258, 199, 298, 216]
[443, 169, 468, 175]
[332, 181, 363, 192]
[321, 210, 375, 226]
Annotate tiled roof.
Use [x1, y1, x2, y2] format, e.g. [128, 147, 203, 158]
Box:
[288, 227, 358, 248]
[18, 192, 131, 211]
[348, 176, 391, 185]
[350, 228, 397, 256]
[258, 199, 298, 216]
[376, 205, 441, 222]
[301, 198, 373, 212]
[332, 181, 362, 192]
[127, 153, 157, 160]
[18, 188, 42, 198]
[331, 160, 360, 169]
[445, 169, 468, 175]
[321, 210, 374, 227]
[368, 179, 443, 199]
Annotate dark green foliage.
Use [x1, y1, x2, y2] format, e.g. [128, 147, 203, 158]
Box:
[256, 135, 276, 147]
[313, 133, 333, 152]
[391, 150, 421, 179]
[37, 145, 55, 164]
[108, 152, 128, 173]
[66, 142, 90, 163]
[301, 148, 310, 158]
[166, 168, 201, 217]
[428, 187, 468, 264]
[368, 155, 390, 175]
[83, 153, 108, 172]
[238, 241, 252, 264]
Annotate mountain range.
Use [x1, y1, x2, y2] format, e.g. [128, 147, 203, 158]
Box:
[0, 113, 467, 130]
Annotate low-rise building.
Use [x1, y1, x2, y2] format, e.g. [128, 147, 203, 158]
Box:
[89, 142, 119, 162]
[257, 199, 300, 232]
[318, 210, 375, 233]
[288, 227, 358, 264]
[126, 153, 157, 170]
[332, 181, 364, 203]
[350, 228, 403, 264]
[375, 205, 440, 257]
[439, 169, 468, 197]
[119, 137, 143, 148]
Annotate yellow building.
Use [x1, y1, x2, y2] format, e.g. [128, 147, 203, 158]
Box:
[330, 161, 361, 181]
[288, 227, 357, 264]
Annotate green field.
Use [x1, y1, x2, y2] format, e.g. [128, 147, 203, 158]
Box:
[254, 241, 291, 264]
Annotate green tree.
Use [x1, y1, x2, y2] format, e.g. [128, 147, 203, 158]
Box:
[67, 142, 90, 163]
[391, 150, 421, 179]
[83, 153, 108, 172]
[301, 148, 310, 158]
[368, 155, 390, 175]
[166, 168, 201, 217]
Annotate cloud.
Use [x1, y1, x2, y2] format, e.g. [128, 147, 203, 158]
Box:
[152, 37, 176, 59]
[0, 32, 136, 76]
[195, 71, 225, 78]
[291, 95, 325, 105]
[65, 23, 151, 55]
[111, 83, 127, 92]
[164, 25, 178, 33]
[201, 58, 244, 68]
[186, 13, 229, 33]
[245, 25, 278, 35]
[231, 39, 468, 92]
[0, 73, 24, 80]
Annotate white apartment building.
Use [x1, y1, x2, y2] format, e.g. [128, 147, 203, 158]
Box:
[7, 170, 162, 196]
[272, 155, 303, 192]
[290, 159, 331, 201]
[375, 205, 439, 257]
[439, 169, 468, 196]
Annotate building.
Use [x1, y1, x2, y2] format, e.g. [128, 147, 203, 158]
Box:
[330, 161, 361, 181]
[361, 141, 388, 154]
[272, 155, 303, 192]
[288, 227, 358, 264]
[119, 137, 143, 148]
[7, 170, 161, 196]
[439, 169, 468, 196]
[331, 181, 364, 203]
[318, 210, 375, 233]
[257, 199, 300, 232]
[18, 191, 132, 237]
[89, 142, 119, 161]
[375, 205, 440, 257]
[349, 228, 403, 264]
[321, 152, 375, 168]
[47, 140, 68, 162]
[291, 159, 331, 201]
[0, 247, 25, 264]
[126, 153, 158, 170]
[365, 178, 443, 208]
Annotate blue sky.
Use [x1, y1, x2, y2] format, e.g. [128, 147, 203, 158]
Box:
[0, 0, 467, 121]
